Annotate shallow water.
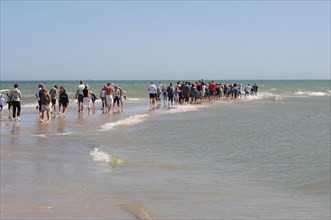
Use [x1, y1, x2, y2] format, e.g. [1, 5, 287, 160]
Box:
[1, 80, 330, 219]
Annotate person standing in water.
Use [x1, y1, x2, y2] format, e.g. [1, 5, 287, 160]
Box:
[76, 80, 85, 112]
[40, 88, 51, 122]
[10, 83, 22, 121]
[148, 82, 157, 110]
[49, 84, 58, 116]
[58, 86, 69, 117]
[105, 83, 114, 113]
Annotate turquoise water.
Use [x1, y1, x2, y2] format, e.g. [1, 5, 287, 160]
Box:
[1, 80, 330, 219]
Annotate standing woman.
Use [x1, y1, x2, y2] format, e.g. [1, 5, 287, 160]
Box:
[82, 85, 91, 113]
[6, 93, 12, 119]
[10, 83, 22, 121]
[59, 86, 69, 117]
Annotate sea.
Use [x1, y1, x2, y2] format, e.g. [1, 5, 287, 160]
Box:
[0, 80, 330, 219]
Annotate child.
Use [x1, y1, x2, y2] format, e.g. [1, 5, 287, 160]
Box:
[6, 93, 12, 119]
[0, 94, 5, 115]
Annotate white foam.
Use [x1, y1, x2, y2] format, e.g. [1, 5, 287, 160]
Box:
[100, 114, 149, 131]
[50, 132, 73, 136]
[165, 104, 205, 114]
[295, 91, 328, 97]
[90, 147, 112, 163]
[90, 147, 123, 166]
[126, 98, 141, 101]
[243, 92, 284, 102]
[0, 89, 10, 93]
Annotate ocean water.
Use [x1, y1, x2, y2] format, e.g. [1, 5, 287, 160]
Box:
[0, 80, 330, 219]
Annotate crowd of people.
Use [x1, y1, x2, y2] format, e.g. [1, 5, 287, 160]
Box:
[0, 80, 127, 123]
[0, 79, 259, 121]
[148, 80, 258, 109]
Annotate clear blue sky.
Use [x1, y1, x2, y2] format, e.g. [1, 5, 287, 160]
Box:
[1, 0, 330, 80]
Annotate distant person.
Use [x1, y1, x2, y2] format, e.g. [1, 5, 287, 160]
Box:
[0, 94, 5, 116]
[40, 88, 51, 122]
[58, 86, 69, 117]
[39, 84, 47, 112]
[100, 85, 107, 113]
[90, 90, 98, 110]
[113, 85, 121, 112]
[182, 82, 191, 104]
[156, 82, 162, 101]
[35, 83, 42, 112]
[148, 82, 157, 109]
[49, 84, 58, 115]
[76, 80, 85, 112]
[6, 93, 12, 119]
[119, 87, 125, 112]
[244, 84, 251, 98]
[167, 82, 174, 107]
[161, 85, 167, 108]
[252, 83, 258, 95]
[10, 83, 22, 121]
[82, 85, 91, 113]
[105, 83, 114, 113]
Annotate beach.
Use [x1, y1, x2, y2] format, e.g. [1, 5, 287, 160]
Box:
[1, 80, 330, 219]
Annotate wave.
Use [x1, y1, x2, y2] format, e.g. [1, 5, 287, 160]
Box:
[90, 147, 123, 167]
[32, 132, 73, 138]
[100, 114, 149, 131]
[165, 104, 206, 114]
[126, 97, 141, 101]
[0, 89, 10, 94]
[244, 92, 285, 102]
[295, 91, 329, 97]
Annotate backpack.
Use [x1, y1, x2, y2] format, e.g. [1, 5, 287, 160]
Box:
[167, 86, 174, 94]
[11, 90, 19, 101]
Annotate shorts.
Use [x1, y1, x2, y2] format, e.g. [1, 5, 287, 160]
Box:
[114, 96, 120, 105]
[149, 93, 156, 99]
[106, 95, 113, 106]
[51, 99, 56, 105]
[83, 97, 90, 108]
[60, 101, 68, 108]
[41, 104, 50, 112]
[78, 94, 84, 103]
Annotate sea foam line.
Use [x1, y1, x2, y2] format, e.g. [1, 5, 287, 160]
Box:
[165, 104, 206, 114]
[100, 114, 149, 131]
[295, 91, 328, 97]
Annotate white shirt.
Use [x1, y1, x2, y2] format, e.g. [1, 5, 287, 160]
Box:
[148, 84, 157, 94]
[77, 84, 85, 95]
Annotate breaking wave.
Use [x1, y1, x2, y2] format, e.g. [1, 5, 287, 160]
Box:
[165, 105, 206, 114]
[295, 91, 329, 97]
[100, 114, 149, 131]
[90, 147, 123, 167]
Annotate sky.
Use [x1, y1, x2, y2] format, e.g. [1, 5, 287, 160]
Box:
[1, 0, 330, 81]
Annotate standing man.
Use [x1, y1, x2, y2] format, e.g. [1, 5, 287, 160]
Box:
[105, 83, 114, 113]
[76, 80, 85, 112]
[252, 83, 258, 96]
[49, 84, 58, 116]
[244, 84, 251, 98]
[148, 82, 157, 110]
[10, 83, 22, 121]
